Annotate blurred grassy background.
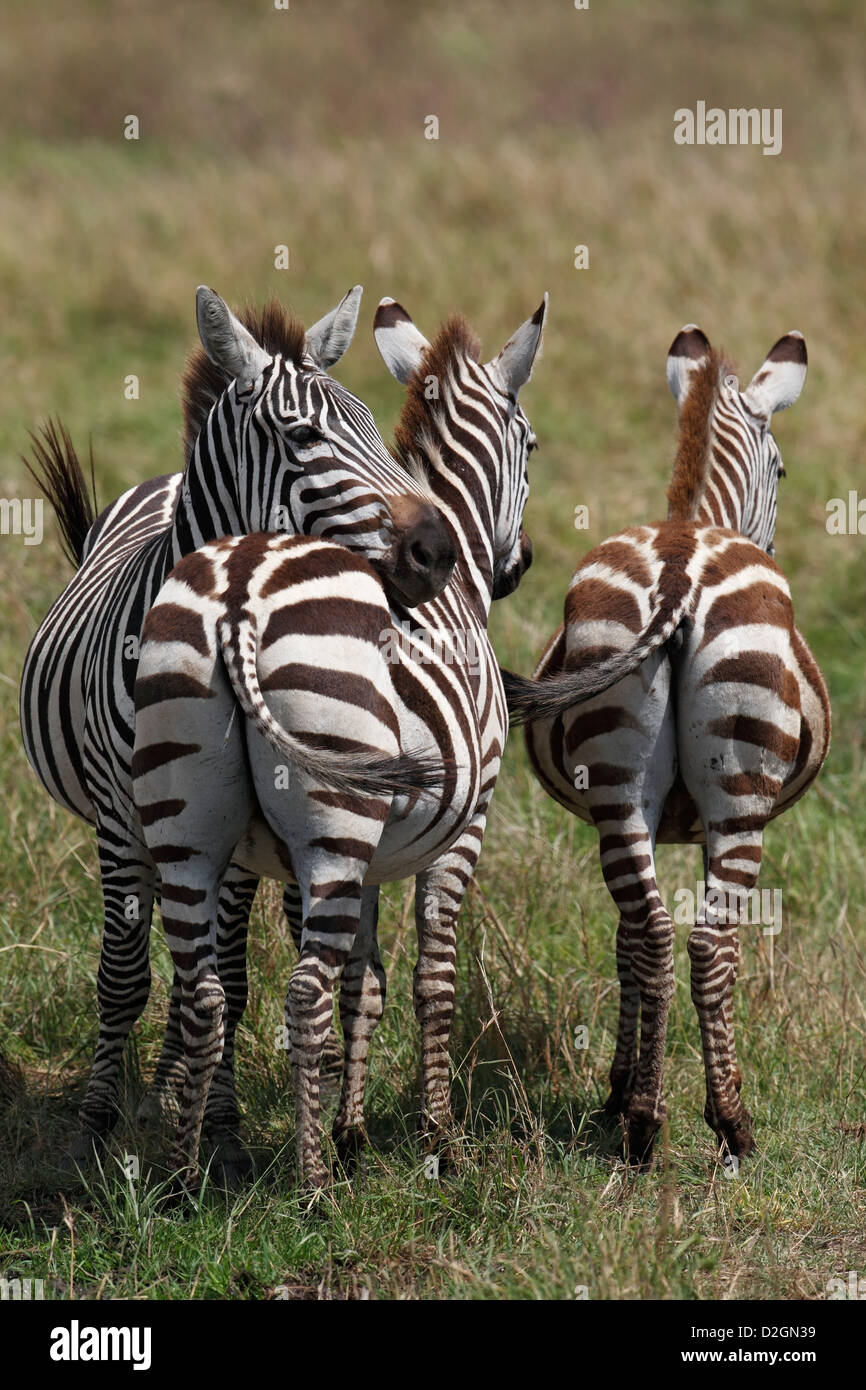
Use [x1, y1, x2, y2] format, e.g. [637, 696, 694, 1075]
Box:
[0, 0, 864, 1300]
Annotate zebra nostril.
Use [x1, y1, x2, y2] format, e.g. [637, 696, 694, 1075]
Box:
[410, 541, 432, 570]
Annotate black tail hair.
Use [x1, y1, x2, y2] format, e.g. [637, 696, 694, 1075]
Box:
[23, 420, 98, 567]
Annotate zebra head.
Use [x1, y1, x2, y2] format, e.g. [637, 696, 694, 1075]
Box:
[374, 295, 548, 610]
[666, 325, 807, 555]
[184, 287, 456, 606]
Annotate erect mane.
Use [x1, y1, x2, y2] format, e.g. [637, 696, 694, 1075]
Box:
[393, 315, 482, 475]
[180, 298, 307, 462]
[666, 347, 736, 520]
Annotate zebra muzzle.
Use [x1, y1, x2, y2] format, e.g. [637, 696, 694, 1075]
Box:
[376, 494, 457, 607]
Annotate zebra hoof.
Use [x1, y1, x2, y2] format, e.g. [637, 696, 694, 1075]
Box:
[717, 1115, 757, 1161]
[623, 1149, 655, 1175]
[298, 1168, 330, 1196]
[332, 1124, 369, 1177]
[210, 1139, 254, 1190]
[157, 1158, 203, 1208]
[623, 1111, 660, 1171]
[601, 1088, 631, 1119]
[157, 1176, 200, 1214]
[602, 1066, 634, 1115]
[419, 1124, 460, 1177]
[58, 1130, 106, 1178]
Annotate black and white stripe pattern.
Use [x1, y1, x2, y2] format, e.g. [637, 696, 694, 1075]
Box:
[20, 286, 457, 1169]
[129, 296, 550, 1186]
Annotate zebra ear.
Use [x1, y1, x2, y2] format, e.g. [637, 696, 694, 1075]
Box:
[489, 294, 548, 395]
[374, 298, 431, 384]
[196, 287, 271, 387]
[666, 325, 712, 408]
[304, 285, 363, 369]
[742, 332, 807, 417]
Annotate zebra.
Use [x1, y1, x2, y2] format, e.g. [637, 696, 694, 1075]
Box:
[133, 295, 671, 1185]
[134, 532, 455, 1185]
[130, 295, 567, 1187]
[20, 286, 457, 1174]
[504, 325, 830, 1166]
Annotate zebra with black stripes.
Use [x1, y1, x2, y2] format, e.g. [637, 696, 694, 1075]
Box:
[505, 326, 830, 1165]
[131, 296, 567, 1187]
[20, 286, 456, 1173]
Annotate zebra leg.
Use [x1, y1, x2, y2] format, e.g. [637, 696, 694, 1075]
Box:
[286, 879, 366, 1190]
[700, 845, 743, 1107]
[687, 832, 761, 1160]
[332, 886, 385, 1171]
[68, 834, 157, 1167]
[136, 964, 185, 1126]
[159, 879, 226, 1186]
[623, 902, 675, 1167]
[203, 865, 259, 1185]
[603, 915, 640, 1116]
[283, 881, 343, 1077]
[567, 649, 677, 1161]
[138, 865, 256, 1140]
[413, 861, 463, 1151]
[592, 807, 675, 1169]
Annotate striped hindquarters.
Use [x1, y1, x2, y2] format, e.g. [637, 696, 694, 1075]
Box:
[524, 522, 829, 841]
[134, 535, 442, 831]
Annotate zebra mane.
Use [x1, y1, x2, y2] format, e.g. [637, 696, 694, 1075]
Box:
[180, 299, 307, 463]
[393, 316, 482, 481]
[666, 348, 736, 521]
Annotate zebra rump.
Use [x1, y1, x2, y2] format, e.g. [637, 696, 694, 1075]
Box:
[500, 583, 691, 727]
[215, 605, 448, 799]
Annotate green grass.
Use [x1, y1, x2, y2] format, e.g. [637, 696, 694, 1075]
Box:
[1, 0, 865, 1300]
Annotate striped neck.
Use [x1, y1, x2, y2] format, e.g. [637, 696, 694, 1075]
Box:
[170, 389, 246, 563]
[667, 353, 781, 553]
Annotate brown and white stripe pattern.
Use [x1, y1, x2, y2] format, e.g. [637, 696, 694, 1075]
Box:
[512, 327, 830, 1164]
[130, 296, 550, 1187]
[134, 535, 448, 1182]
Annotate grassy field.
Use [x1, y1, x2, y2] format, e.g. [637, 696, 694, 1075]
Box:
[0, 0, 864, 1300]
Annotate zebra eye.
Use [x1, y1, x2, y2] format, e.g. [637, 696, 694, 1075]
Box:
[724, 374, 738, 391]
[287, 424, 321, 448]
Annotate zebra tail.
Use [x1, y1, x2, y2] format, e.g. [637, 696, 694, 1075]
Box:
[23, 420, 97, 568]
[217, 614, 447, 799]
[500, 590, 692, 727]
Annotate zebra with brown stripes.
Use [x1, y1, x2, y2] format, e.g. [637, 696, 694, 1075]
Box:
[131, 296, 576, 1187]
[134, 533, 450, 1185]
[20, 286, 456, 1174]
[505, 326, 830, 1165]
